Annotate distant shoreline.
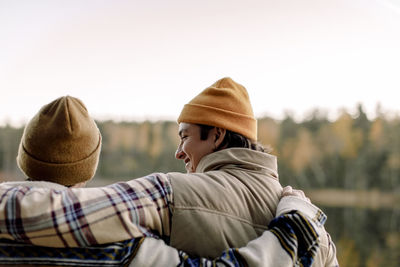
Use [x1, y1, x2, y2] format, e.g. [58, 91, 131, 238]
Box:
[2, 176, 398, 210]
[90, 179, 399, 209]
[306, 189, 399, 209]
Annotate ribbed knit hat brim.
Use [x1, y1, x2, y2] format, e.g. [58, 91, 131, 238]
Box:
[17, 140, 101, 185]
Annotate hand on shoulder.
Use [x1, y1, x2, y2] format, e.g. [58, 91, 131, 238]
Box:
[281, 186, 310, 203]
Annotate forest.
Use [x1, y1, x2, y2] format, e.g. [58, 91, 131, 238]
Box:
[1, 104, 399, 193]
[0, 104, 399, 267]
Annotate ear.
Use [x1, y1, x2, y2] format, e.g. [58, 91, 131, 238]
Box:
[214, 127, 226, 148]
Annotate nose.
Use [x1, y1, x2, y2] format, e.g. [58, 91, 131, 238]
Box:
[175, 145, 185, 160]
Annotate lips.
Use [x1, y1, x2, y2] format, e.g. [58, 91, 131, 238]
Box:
[184, 158, 191, 172]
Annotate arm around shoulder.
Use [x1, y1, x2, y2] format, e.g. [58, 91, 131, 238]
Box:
[0, 173, 173, 247]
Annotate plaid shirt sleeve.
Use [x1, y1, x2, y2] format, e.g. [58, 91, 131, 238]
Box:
[0, 173, 173, 247]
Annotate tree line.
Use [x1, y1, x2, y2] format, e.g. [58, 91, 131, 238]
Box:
[1, 105, 399, 192]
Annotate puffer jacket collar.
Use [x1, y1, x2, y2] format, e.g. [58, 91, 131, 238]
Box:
[196, 148, 279, 180]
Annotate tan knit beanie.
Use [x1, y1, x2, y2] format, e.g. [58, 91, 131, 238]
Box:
[177, 77, 257, 141]
[17, 96, 102, 186]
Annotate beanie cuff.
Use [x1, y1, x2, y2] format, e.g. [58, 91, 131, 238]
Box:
[178, 103, 257, 141]
[17, 134, 102, 186]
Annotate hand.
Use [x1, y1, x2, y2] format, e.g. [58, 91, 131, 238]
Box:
[281, 186, 310, 203]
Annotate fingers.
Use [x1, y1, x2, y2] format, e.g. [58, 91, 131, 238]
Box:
[281, 186, 293, 197]
[281, 186, 311, 203]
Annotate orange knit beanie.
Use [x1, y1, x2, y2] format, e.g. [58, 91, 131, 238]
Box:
[177, 77, 257, 141]
[17, 96, 102, 186]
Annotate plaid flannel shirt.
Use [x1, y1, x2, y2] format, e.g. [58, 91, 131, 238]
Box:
[0, 173, 173, 247]
[0, 210, 322, 267]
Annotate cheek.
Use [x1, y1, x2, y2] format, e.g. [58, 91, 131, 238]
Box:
[183, 142, 198, 159]
[183, 139, 214, 163]
[196, 143, 214, 160]
[182, 141, 194, 157]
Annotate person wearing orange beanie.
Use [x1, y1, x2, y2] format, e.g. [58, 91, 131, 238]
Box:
[0, 78, 338, 267]
[175, 77, 266, 174]
[172, 77, 336, 266]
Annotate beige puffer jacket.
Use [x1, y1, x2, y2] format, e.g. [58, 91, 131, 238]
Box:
[168, 148, 282, 258]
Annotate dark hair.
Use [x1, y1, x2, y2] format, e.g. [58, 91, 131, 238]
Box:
[197, 124, 271, 153]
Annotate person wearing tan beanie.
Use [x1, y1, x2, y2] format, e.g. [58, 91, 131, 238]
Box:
[0, 78, 338, 267]
[17, 95, 102, 187]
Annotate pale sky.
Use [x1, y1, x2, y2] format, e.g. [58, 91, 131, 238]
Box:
[1, 0, 400, 126]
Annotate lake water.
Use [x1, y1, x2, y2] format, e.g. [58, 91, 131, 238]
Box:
[321, 206, 399, 267]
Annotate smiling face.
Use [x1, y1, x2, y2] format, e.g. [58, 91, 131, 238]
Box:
[175, 123, 216, 173]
